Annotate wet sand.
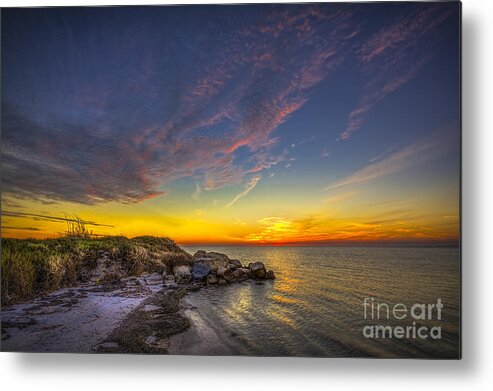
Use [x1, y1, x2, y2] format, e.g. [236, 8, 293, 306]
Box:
[1, 275, 165, 353]
[168, 295, 237, 356]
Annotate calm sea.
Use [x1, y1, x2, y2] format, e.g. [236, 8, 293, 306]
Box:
[180, 246, 460, 358]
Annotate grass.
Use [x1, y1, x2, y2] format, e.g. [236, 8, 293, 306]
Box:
[1, 235, 192, 305]
[64, 213, 92, 238]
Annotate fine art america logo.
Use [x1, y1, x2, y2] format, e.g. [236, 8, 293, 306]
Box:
[362, 297, 443, 340]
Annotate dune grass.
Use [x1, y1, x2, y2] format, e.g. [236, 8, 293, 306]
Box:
[1, 235, 192, 305]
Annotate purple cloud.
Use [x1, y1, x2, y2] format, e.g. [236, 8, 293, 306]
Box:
[2, 5, 357, 205]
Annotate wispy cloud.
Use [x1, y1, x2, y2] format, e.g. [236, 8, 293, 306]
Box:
[226, 176, 261, 208]
[2, 5, 357, 205]
[323, 190, 359, 205]
[2, 211, 114, 227]
[339, 59, 428, 140]
[339, 4, 453, 140]
[326, 127, 457, 191]
[1, 226, 41, 231]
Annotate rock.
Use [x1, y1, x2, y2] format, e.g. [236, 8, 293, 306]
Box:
[190, 252, 274, 284]
[194, 250, 229, 261]
[218, 278, 228, 286]
[233, 267, 250, 281]
[187, 282, 204, 292]
[193, 257, 229, 272]
[248, 261, 265, 272]
[90, 256, 123, 283]
[193, 250, 207, 258]
[191, 263, 212, 281]
[192, 251, 232, 271]
[248, 262, 266, 278]
[145, 272, 163, 285]
[173, 265, 191, 284]
[204, 251, 230, 261]
[216, 266, 234, 282]
[228, 259, 242, 270]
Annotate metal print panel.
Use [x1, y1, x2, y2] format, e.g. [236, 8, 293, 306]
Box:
[0, 2, 461, 358]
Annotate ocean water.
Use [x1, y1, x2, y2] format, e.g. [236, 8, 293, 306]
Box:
[179, 246, 460, 358]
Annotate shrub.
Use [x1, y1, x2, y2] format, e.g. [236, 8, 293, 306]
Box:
[0, 235, 192, 305]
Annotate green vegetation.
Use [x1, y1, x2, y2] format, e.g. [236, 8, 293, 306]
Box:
[1, 235, 192, 305]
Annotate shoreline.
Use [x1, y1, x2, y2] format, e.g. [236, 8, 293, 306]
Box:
[1, 274, 266, 354]
[1, 277, 164, 352]
[168, 294, 240, 356]
[1, 247, 276, 354]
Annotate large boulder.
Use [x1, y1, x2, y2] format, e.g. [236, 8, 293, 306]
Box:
[173, 265, 191, 284]
[193, 250, 207, 258]
[228, 259, 242, 270]
[216, 266, 234, 282]
[194, 250, 229, 261]
[203, 251, 230, 261]
[195, 257, 229, 272]
[191, 263, 212, 281]
[232, 267, 250, 281]
[248, 262, 266, 278]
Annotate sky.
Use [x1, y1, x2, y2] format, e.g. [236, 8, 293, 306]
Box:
[1, 3, 460, 246]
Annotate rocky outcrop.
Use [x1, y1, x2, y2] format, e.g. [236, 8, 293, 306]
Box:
[190, 251, 275, 286]
[228, 259, 242, 270]
[89, 252, 124, 283]
[216, 266, 234, 282]
[190, 263, 211, 281]
[173, 265, 191, 284]
[84, 248, 275, 289]
[192, 251, 229, 272]
[248, 261, 266, 278]
[233, 267, 250, 281]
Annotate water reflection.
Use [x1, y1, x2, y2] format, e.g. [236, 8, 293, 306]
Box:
[183, 246, 460, 358]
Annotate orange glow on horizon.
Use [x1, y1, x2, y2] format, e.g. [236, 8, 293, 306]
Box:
[1, 176, 459, 246]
